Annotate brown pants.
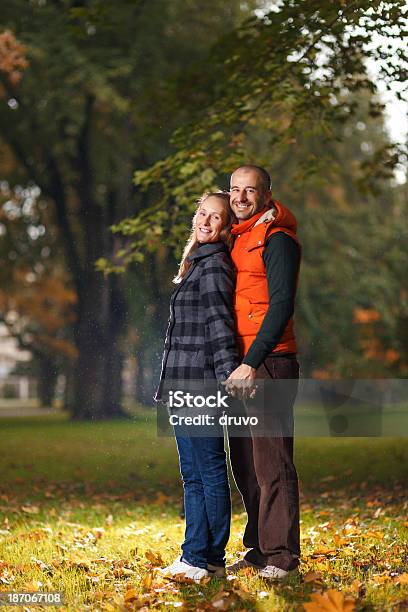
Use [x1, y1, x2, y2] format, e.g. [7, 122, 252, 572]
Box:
[228, 356, 300, 571]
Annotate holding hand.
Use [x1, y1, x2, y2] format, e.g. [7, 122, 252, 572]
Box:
[223, 364, 257, 400]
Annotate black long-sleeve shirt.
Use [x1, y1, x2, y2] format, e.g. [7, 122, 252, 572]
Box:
[242, 232, 301, 370]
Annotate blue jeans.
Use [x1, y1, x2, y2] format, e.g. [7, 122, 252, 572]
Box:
[175, 431, 231, 569]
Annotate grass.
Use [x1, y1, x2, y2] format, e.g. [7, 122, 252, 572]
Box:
[0, 410, 407, 611]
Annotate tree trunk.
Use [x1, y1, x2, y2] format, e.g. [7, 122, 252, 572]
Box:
[134, 348, 145, 405]
[63, 362, 75, 412]
[71, 271, 129, 420]
[37, 355, 58, 408]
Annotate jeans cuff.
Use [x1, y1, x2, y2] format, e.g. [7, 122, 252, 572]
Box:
[181, 555, 208, 570]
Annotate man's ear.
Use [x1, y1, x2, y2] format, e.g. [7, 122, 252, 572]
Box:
[265, 190, 273, 207]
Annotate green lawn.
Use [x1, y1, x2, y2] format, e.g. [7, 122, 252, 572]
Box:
[0, 411, 407, 610]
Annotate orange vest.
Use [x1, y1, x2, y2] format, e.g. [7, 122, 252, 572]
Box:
[231, 201, 300, 358]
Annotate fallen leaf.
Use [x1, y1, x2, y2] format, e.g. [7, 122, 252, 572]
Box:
[232, 586, 253, 601]
[145, 549, 164, 566]
[166, 573, 195, 585]
[394, 573, 408, 585]
[66, 554, 90, 570]
[304, 571, 324, 583]
[312, 545, 337, 556]
[303, 589, 356, 611]
[123, 588, 146, 608]
[348, 579, 362, 596]
[23, 580, 43, 590]
[141, 571, 154, 590]
[351, 579, 367, 599]
[333, 535, 349, 546]
[364, 531, 384, 539]
[372, 574, 391, 584]
[21, 505, 40, 515]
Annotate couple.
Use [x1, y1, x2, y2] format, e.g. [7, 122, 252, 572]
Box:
[156, 165, 301, 582]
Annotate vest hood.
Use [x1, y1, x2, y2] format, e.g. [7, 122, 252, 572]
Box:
[231, 200, 297, 236]
[272, 200, 297, 234]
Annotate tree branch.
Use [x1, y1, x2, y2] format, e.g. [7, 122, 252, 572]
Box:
[45, 155, 84, 293]
[0, 77, 84, 291]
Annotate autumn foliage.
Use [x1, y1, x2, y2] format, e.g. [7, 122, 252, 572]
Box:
[0, 30, 28, 87]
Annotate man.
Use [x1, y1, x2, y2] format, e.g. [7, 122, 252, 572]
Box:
[225, 165, 301, 580]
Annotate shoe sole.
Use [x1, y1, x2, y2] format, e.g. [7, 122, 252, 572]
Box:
[227, 562, 265, 573]
[258, 568, 300, 581]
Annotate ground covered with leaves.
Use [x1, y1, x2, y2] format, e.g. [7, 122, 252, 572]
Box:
[0, 413, 407, 611]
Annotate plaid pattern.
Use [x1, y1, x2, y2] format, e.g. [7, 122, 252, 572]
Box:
[155, 242, 239, 401]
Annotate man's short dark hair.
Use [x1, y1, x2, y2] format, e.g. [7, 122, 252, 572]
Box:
[233, 165, 272, 193]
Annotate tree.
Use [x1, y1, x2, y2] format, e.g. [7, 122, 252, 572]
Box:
[112, 0, 406, 256]
[0, 181, 77, 406]
[108, 0, 407, 378]
[0, 1, 256, 418]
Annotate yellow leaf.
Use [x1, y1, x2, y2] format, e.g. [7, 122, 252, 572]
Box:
[394, 573, 408, 585]
[304, 571, 324, 583]
[124, 588, 140, 603]
[24, 580, 43, 590]
[364, 531, 384, 540]
[141, 571, 153, 590]
[165, 573, 195, 584]
[232, 586, 253, 601]
[312, 545, 337, 556]
[333, 535, 349, 546]
[303, 589, 356, 611]
[349, 579, 362, 595]
[372, 574, 391, 584]
[145, 549, 164, 566]
[21, 505, 40, 514]
[211, 590, 230, 603]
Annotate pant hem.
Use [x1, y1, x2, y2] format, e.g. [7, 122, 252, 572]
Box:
[181, 555, 209, 571]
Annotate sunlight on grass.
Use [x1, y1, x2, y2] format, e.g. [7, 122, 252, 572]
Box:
[0, 414, 407, 610]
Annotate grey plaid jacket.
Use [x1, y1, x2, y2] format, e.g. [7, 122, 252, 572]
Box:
[155, 242, 239, 401]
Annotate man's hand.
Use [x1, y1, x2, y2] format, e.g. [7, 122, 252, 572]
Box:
[223, 364, 257, 400]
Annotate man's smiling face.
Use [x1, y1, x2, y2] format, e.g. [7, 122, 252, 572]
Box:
[230, 168, 271, 222]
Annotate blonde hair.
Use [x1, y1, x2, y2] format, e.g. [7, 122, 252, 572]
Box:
[174, 191, 236, 283]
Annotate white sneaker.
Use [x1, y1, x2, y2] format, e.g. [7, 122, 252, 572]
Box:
[207, 563, 226, 577]
[257, 565, 299, 581]
[160, 559, 209, 582]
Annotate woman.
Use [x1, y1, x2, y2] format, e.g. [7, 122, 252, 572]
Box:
[155, 191, 239, 582]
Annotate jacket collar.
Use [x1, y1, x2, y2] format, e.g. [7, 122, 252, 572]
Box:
[231, 207, 269, 235]
[231, 200, 298, 235]
[187, 241, 229, 262]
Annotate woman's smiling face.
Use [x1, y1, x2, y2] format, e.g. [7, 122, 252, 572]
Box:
[195, 196, 227, 243]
